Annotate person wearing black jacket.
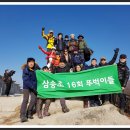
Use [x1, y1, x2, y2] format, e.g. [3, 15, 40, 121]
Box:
[87, 58, 101, 107]
[64, 35, 69, 49]
[117, 54, 129, 115]
[62, 49, 72, 68]
[52, 58, 70, 113]
[55, 33, 66, 56]
[3, 69, 15, 96]
[99, 48, 119, 105]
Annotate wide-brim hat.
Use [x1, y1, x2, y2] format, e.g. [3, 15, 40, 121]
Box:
[78, 34, 84, 39]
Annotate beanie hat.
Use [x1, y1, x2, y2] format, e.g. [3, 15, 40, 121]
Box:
[27, 58, 35, 63]
[120, 54, 127, 59]
[91, 58, 97, 61]
[65, 35, 69, 38]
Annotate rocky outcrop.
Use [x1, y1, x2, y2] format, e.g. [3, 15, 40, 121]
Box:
[0, 96, 130, 125]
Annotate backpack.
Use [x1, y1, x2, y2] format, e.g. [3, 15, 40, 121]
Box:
[84, 47, 94, 62]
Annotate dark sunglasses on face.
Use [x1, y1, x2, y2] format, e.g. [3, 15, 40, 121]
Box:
[120, 57, 126, 59]
[101, 59, 106, 61]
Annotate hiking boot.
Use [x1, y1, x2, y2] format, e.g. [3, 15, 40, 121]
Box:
[28, 115, 34, 119]
[94, 103, 99, 107]
[62, 107, 70, 113]
[43, 111, 51, 117]
[43, 99, 51, 117]
[119, 109, 125, 115]
[90, 103, 95, 107]
[21, 116, 28, 123]
[83, 100, 88, 108]
[37, 111, 43, 119]
[102, 101, 110, 105]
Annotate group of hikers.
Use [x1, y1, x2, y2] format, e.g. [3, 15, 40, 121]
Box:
[20, 27, 130, 123]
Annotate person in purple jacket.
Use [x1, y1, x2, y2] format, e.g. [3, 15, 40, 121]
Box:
[20, 58, 40, 123]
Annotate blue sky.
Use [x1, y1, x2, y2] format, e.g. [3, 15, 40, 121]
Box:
[0, 5, 130, 86]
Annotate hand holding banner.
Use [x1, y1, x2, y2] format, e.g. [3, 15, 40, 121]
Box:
[36, 65, 122, 98]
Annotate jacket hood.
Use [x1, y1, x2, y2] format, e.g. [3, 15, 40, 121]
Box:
[21, 63, 40, 70]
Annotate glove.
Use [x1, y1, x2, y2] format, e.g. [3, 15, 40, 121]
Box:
[114, 48, 119, 53]
[38, 46, 42, 50]
[42, 27, 45, 31]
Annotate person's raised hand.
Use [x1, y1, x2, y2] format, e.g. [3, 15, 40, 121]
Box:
[114, 48, 119, 53]
[38, 46, 42, 50]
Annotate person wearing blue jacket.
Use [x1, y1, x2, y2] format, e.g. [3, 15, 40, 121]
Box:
[87, 58, 101, 107]
[20, 58, 40, 123]
[71, 49, 85, 70]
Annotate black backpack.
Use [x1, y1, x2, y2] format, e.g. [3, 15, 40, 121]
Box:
[84, 47, 94, 62]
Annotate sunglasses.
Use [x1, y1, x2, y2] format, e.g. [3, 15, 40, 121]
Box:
[101, 59, 106, 61]
[120, 57, 126, 59]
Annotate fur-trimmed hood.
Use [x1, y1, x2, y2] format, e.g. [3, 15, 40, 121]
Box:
[21, 63, 41, 70]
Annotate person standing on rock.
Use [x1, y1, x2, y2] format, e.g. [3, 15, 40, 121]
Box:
[87, 58, 101, 107]
[20, 58, 40, 123]
[2, 69, 15, 96]
[74, 64, 89, 108]
[99, 48, 119, 105]
[64, 35, 69, 49]
[52, 58, 70, 113]
[77, 34, 87, 61]
[37, 66, 52, 119]
[68, 34, 78, 56]
[117, 54, 129, 115]
[42, 27, 55, 52]
[54, 33, 66, 56]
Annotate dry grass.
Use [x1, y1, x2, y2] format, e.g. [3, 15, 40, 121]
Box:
[0, 106, 20, 125]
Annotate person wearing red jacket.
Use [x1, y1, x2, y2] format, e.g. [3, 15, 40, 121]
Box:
[38, 46, 56, 68]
